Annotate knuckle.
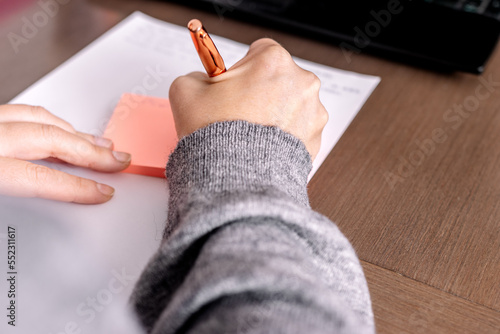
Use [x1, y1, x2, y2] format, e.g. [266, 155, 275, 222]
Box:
[29, 105, 49, 119]
[254, 43, 292, 70]
[311, 73, 321, 90]
[76, 140, 96, 158]
[25, 163, 51, 188]
[250, 37, 278, 50]
[265, 45, 292, 64]
[169, 75, 193, 99]
[69, 176, 97, 203]
[72, 175, 87, 193]
[321, 107, 329, 126]
[39, 123, 60, 139]
[304, 71, 321, 91]
[169, 77, 182, 97]
[170, 75, 186, 89]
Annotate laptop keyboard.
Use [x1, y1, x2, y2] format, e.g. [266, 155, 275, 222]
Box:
[425, 0, 500, 17]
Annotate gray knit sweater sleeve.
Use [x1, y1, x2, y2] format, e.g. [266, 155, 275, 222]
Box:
[130, 121, 374, 334]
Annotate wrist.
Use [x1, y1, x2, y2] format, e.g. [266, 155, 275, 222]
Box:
[166, 120, 312, 207]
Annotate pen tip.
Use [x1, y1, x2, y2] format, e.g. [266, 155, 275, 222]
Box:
[188, 19, 202, 32]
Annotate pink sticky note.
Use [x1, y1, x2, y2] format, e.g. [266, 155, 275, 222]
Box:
[103, 93, 178, 178]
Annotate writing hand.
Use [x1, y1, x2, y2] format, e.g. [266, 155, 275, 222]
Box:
[169, 38, 328, 160]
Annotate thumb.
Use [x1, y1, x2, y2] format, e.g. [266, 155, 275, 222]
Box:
[0, 157, 115, 204]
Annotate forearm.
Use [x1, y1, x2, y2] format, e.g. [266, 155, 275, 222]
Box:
[130, 121, 374, 334]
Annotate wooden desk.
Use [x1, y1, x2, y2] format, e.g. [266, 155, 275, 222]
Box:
[1, 0, 499, 332]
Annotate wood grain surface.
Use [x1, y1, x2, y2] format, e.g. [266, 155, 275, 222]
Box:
[363, 261, 500, 333]
[1, 0, 498, 332]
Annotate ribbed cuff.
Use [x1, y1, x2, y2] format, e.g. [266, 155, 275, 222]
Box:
[166, 121, 312, 214]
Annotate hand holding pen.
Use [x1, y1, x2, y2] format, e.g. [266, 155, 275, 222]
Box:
[170, 22, 328, 160]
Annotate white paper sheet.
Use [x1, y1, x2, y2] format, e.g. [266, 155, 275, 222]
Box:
[0, 12, 379, 333]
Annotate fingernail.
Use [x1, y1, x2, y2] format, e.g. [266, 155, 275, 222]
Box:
[112, 151, 131, 164]
[97, 183, 115, 197]
[94, 136, 113, 149]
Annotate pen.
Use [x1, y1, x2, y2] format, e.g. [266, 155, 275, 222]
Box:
[188, 19, 226, 77]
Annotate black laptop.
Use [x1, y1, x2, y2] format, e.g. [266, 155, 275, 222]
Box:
[166, 0, 500, 74]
